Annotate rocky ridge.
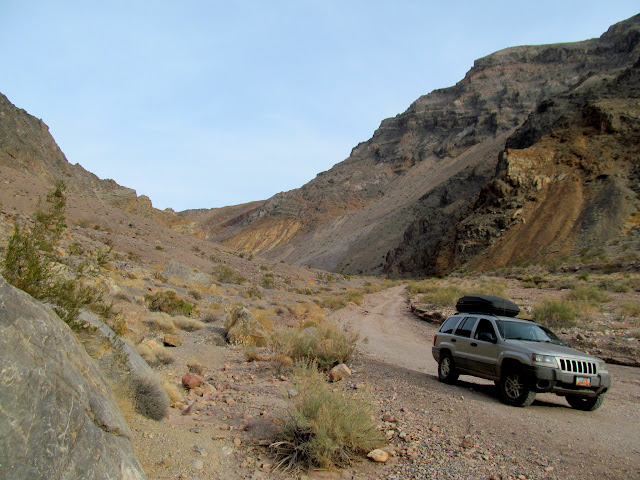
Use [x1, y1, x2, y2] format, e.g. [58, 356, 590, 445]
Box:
[190, 14, 640, 276]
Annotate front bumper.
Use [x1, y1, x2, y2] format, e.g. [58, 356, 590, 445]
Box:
[528, 365, 611, 397]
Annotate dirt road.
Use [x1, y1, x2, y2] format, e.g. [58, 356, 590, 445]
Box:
[331, 285, 640, 480]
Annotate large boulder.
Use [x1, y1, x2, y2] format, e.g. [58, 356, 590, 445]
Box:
[0, 276, 147, 479]
[162, 261, 212, 287]
[224, 306, 268, 346]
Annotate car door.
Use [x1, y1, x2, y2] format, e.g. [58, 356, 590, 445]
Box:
[452, 316, 478, 369]
[466, 318, 499, 377]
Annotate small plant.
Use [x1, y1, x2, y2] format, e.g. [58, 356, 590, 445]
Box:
[145, 290, 194, 316]
[533, 299, 578, 328]
[212, 265, 246, 284]
[618, 301, 640, 318]
[271, 363, 382, 470]
[566, 285, 610, 306]
[155, 245, 164, 251]
[130, 372, 170, 421]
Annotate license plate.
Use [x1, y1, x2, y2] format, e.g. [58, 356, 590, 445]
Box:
[576, 376, 591, 387]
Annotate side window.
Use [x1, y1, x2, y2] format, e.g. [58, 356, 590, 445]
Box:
[455, 317, 477, 338]
[474, 319, 497, 342]
[440, 316, 461, 334]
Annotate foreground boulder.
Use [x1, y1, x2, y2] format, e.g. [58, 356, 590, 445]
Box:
[0, 276, 146, 480]
[225, 306, 267, 346]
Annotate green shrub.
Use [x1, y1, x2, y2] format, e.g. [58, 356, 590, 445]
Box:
[271, 322, 359, 370]
[272, 363, 382, 470]
[321, 290, 364, 311]
[618, 302, 640, 318]
[2, 182, 110, 329]
[566, 285, 610, 305]
[145, 290, 194, 316]
[533, 299, 578, 328]
[212, 265, 245, 284]
[421, 285, 465, 307]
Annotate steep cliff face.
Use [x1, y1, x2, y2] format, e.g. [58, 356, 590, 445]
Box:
[199, 14, 640, 274]
[386, 57, 640, 275]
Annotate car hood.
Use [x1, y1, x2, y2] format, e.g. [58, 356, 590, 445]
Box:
[505, 340, 602, 361]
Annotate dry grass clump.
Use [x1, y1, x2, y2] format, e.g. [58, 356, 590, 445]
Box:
[271, 363, 382, 470]
[320, 290, 365, 311]
[163, 382, 184, 404]
[136, 340, 175, 365]
[172, 315, 205, 332]
[271, 322, 359, 370]
[618, 301, 640, 319]
[533, 299, 578, 328]
[130, 372, 170, 421]
[272, 354, 294, 375]
[142, 312, 178, 332]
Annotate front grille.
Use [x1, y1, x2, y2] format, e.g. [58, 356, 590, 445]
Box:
[559, 358, 597, 375]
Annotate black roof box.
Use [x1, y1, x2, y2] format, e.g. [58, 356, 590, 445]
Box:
[456, 295, 520, 317]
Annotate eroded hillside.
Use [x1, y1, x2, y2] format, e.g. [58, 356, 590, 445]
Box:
[189, 14, 640, 275]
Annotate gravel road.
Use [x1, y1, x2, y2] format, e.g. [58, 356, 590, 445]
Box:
[331, 285, 640, 480]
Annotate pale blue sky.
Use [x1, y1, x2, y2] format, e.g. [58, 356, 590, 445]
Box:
[1, 2, 638, 210]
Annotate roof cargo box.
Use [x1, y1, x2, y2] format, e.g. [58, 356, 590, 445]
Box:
[456, 295, 520, 317]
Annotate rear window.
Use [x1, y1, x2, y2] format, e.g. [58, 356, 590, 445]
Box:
[455, 317, 478, 338]
[439, 316, 461, 334]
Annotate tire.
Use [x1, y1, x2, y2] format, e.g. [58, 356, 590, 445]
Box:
[438, 353, 459, 384]
[566, 394, 605, 411]
[498, 368, 536, 407]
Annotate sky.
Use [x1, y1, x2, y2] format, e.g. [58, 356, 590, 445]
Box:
[1, 2, 638, 211]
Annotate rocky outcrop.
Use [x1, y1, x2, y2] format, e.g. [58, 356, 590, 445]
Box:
[386, 56, 640, 275]
[194, 14, 640, 275]
[0, 276, 146, 479]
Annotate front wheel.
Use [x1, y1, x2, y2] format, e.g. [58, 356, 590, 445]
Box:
[438, 353, 459, 384]
[566, 394, 605, 411]
[498, 369, 536, 407]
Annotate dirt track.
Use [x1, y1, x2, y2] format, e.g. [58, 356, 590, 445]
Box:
[331, 285, 640, 480]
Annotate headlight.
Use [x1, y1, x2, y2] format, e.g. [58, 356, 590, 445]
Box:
[598, 362, 608, 374]
[532, 354, 558, 367]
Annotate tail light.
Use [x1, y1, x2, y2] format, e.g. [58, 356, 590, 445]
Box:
[433, 334, 438, 346]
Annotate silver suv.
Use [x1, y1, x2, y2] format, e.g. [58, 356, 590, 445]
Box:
[432, 308, 611, 410]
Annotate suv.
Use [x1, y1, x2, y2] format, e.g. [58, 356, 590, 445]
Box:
[432, 297, 611, 410]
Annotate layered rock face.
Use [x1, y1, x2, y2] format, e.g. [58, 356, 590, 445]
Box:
[197, 14, 640, 275]
[386, 57, 640, 275]
[0, 276, 146, 480]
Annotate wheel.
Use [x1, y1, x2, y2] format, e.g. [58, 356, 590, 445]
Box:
[566, 394, 605, 411]
[438, 352, 459, 384]
[498, 369, 536, 407]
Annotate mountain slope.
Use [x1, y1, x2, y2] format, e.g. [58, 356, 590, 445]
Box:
[191, 14, 640, 275]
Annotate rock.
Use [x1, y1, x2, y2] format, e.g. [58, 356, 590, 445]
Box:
[192, 459, 204, 470]
[329, 363, 352, 382]
[182, 373, 205, 390]
[382, 413, 398, 423]
[0, 275, 147, 479]
[367, 449, 389, 463]
[163, 333, 183, 347]
[225, 306, 268, 346]
[460, 437, 474, 449]
[187, 361, 205, 376]
[163, 261, 212, 287]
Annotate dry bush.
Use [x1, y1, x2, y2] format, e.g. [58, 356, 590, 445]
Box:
[173, 315, 205, 332]
[618, 301, 640, 319]
[320, 290, 364, 311]
[145, 289, 194, 316]
[130, 372, 170, 421]
[271, 322, 359, 370]
[533, 299, 578, 328]
[142, 312, 177, 332]
[243, 345, 268, 362]
[272, 354, 294, 375]
[136, 341, 174, 365]
[135, 343, 157, 364]
[163, 382, 184, 404]
[154, 347, 175, 365]
[272, 363, 382, 470]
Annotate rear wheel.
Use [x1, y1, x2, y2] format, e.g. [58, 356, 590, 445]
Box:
[438, 353, 459, 384]
[566, 394, 605, 411]
[498, 368, 536, 407]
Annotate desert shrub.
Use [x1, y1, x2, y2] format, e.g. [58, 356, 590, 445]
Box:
[173, 315, 205, 332]
[533, 299, 578, 328]
[2, 182, 110, 329]
[163, 382, 183, 404]
[243, 345, 268, 362]
[272, 354, 294, 375]
[566, 285, 611, 305]
[212, 265, 245, 284]
[145, 290, 194, 316]
[154, 347, 175, 365]
[618, 302, 640, 318]
[261, 274, 275, 289]
[271, 322, 359, 370]
[272, 363, 382, 470]
[598, 278, 631, 293]
[321, 290, 364, 311]
[130, 372, 170, 421]
[421, 285, 465, 307]
[142, 312, 178, 332]
[476, 280, 508, 297]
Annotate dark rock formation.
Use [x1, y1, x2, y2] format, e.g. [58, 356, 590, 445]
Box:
[0, 275, 146, 480]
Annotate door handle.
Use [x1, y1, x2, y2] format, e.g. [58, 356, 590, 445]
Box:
[451, 338, 456, 343]
[470, 342, 477, 347]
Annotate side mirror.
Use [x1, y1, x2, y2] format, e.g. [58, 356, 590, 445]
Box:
[478, 332, 497, 343]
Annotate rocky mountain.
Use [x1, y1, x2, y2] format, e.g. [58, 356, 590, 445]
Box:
[188, 14, 640, 276]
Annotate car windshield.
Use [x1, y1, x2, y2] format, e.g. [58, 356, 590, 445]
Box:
[496, 320, 563, 345]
